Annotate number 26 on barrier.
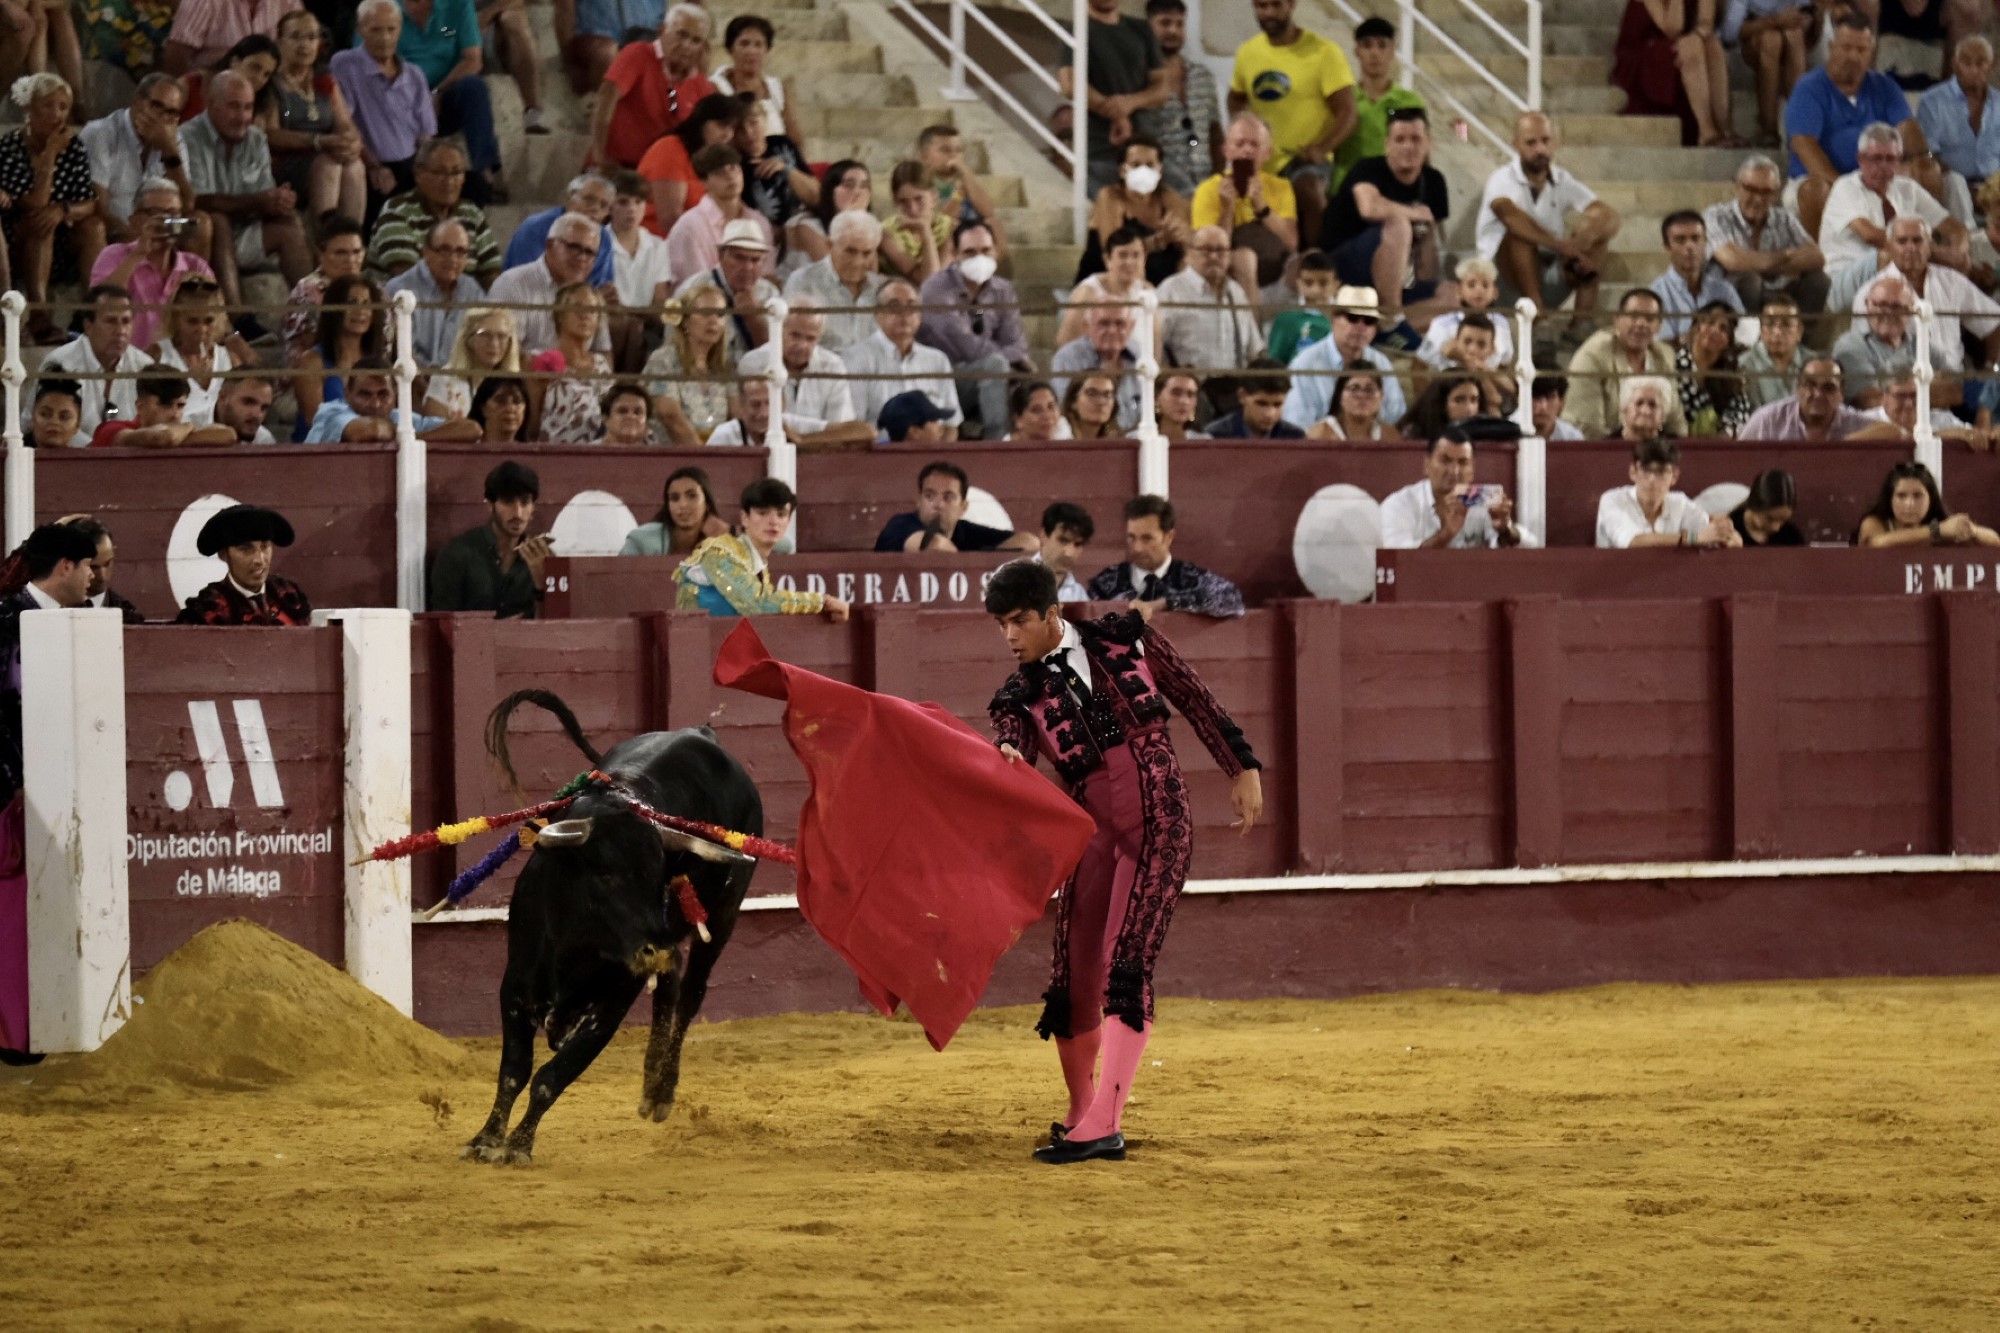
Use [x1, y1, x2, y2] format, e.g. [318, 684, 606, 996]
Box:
[543, 575, 571, 593]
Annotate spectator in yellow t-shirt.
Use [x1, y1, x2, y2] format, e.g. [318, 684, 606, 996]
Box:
[1227, 0, 1356, 247]
[1191, 113, 1299, 314]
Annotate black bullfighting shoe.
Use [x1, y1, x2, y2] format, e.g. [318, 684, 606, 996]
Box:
[1033, 1131, 1126, 1164]
[1049, 1121, 1069, 1145]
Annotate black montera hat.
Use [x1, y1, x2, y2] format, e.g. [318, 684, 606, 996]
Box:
[196, 505, 296, 556]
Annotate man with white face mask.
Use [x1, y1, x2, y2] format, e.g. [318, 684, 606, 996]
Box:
[1088, 137, 1193, 282]
[918, 221, 1033, 439]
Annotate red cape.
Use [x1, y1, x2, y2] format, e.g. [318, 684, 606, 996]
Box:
[714, 620, 1094, 1050]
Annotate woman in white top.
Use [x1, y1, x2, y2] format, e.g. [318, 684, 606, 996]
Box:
[147, 283, 236, 426]
[1056, 222, 1156, 349]
[1006, 381, 1075, 441]
[712, 15, 807, 160]
[1306, 369, 1388, 441]
[423, 307, 522, 420]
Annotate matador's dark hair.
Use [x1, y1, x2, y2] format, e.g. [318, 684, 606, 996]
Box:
[984, 559, 1060, 616]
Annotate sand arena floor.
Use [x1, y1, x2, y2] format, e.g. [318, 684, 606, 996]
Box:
[3, 969, 1999, 1329]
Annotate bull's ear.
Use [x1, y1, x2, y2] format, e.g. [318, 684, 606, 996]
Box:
[656, 825, 754, 865]
[536, 817, 596, 847]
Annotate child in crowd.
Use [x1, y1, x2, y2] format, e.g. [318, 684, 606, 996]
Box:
[1266, 249, 1336, 364]
[607, 170, 675, 324]
[918, 123, 1006, 260]
[1417, 256, 1514, 370]
[1205, 358, 1306, 438]
[1427, 312, 1515, 416]
[880, 160, 954, 284]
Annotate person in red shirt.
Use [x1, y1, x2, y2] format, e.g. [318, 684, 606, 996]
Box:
[88, 371, 237, 449]
[590, 5, 715, 170]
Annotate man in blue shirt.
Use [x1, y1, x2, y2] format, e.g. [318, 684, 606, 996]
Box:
[1919, 36, 2000, 187]
[385, 0, 504, 203]
[1280, 285, 1406, 429]
[1784, 11, 1943, 241]
[303, 361, 482, 442]
[500, 173, 618, 287]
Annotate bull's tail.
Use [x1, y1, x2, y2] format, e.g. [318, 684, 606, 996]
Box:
[485, 689, 606, 794]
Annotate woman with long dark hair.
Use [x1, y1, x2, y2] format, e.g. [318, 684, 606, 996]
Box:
[1729, 468, 1804, 546]
[469, 375, 530, 445]
[294, 272, 385, 436]
[1856, 460, 2000, 547]
[1676, 300, 1750, 436]
[621, 465, 731, 556]
[636, 91, 749, 236]
[1397, 372, 1490, 441]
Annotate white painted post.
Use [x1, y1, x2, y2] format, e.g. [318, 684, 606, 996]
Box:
[760, 296, 798, 553]
[1133, 288, 1169, 497]
[1397, 0, 1415, 78]
[1071, 0, 1089, 245]
[389, 289, 426, 611]
[23, 609, 129, 1054]
[1516, 431, 1547, 546]
[1912, 295, 1943, 486]
[1, 290, 33, 552]
[1512, 296, 1538, 439]
[1526, 0, 1542, 110]
[313, 608, 413, 1016]
[942, 0, 976, 101]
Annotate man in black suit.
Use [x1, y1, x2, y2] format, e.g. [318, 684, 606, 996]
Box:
[1087, 495, 1245, 618]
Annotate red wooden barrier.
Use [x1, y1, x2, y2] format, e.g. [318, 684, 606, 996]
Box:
[424, 443, 769, 562]
[538, 552, 1009, 617]
[123, 625, 347, 971]
[36, 445, 398, 617]
[1168, 439, 1519, 604]
[1544, 436, 1914, 547]
[1375, 547, 2000, 602]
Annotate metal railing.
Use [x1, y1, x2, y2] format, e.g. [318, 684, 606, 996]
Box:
[893, 0, 1089, 244]
[1312, 0, 1531, 156]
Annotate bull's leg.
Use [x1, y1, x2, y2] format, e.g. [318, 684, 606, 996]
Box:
[637, 930, 729, 1123]
[637, 949, 683, 1121]
[499, 973, 645, 1164]
[464, 970, 539, 1162]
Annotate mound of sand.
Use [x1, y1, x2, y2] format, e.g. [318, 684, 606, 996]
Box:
[70, 920, 470, 1092]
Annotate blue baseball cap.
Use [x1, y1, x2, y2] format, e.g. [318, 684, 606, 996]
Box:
[877, 390, 952, 442]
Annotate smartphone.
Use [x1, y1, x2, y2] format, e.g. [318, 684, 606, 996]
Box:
[1231, 159, 1253, 195]
[1460, 485, 1494, 508]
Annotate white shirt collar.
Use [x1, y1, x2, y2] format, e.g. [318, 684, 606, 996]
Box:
[228, 575, 267, 599]
[23, 581, 62, 610]
[1133, 557, 1172, 588]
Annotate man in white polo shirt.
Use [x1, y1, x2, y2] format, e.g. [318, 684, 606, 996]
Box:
[1595, 437, 1741, 548]
[1475, 111, 1623, 317]
[1819, 122, 1965, 312]
[1380, 423, 1537, 550]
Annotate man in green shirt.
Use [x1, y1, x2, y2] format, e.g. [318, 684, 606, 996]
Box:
[429, 460, 550, 618]
[1334, 17, 1426, 188]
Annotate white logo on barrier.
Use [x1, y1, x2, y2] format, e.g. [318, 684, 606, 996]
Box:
[963, 486, 1014, 534]
[163, 700, 285, 812]
[167, 492, 242, 607]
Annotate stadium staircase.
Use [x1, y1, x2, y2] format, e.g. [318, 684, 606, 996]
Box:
[483, 0, 1079, 343]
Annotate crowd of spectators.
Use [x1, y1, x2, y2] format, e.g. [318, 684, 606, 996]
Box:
[5, 1, 2000, 623]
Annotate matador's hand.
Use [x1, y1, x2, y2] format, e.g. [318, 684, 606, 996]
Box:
[999, 743, 1024, 764]
[1231, 769, 1263, 836]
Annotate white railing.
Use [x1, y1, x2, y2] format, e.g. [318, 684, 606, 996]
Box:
[389, 290, 426, 611]
[892, 0, 1089, 244]
[1, 290, 31, 552]
[1303, 0, 1529, 156]
[1912, 295, 1944, 486]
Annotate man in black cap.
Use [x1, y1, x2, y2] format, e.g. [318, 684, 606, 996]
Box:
[877, 389, 953, 446]
[429, 461, 549, 619]
[174, 505, 314, 626]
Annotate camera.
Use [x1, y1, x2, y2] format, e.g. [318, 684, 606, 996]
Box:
[160, 215, 191, 239]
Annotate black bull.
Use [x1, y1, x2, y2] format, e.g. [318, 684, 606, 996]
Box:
[464, 689, 764, 1164]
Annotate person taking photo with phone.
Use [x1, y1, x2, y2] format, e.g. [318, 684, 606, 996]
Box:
[1380, 423, 1536, 549]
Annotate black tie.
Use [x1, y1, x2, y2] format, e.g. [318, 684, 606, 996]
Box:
[1045, 650, 1090, 705]
[1139, 573, 1161, 601]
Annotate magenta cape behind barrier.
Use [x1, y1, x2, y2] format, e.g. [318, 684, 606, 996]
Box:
[714, 620, 1095, 1050]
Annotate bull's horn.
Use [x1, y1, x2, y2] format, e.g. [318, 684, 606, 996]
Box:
[536, 817, 596, 847]
[655, 825, 754, 865]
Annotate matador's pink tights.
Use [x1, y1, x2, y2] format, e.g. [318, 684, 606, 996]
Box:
[1066, 1019, 1150, 1141]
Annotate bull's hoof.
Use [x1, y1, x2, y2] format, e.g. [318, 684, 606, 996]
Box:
[462, 1138, 508, 1163]
[637, 1097, 674, 1123]
[499, 1145, 535, 1166]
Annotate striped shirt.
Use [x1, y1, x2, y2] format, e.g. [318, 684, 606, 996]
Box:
[365, 193, 504, 284]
